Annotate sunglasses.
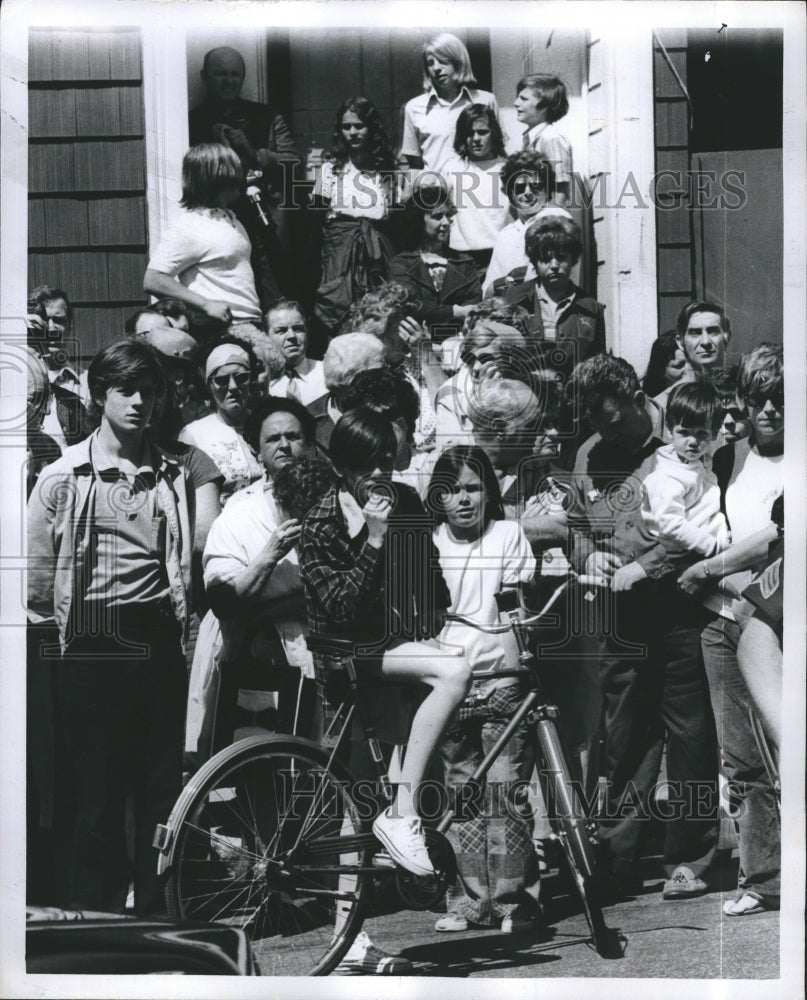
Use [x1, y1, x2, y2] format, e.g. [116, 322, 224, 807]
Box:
[745, 390, 784, 410]
[512, 179, 544, 193]
[210, 371, 250, 391]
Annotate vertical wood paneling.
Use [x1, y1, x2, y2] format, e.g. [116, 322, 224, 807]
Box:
[28, 29, 148, 364]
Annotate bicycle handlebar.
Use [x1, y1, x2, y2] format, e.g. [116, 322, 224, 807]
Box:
[444, 574, 608, 633]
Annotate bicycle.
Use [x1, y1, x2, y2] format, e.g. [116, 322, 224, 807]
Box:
[154, 575, 624, 975]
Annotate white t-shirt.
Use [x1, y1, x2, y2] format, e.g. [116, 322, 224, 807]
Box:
[203, 478, 312, 675]
[441, 156, 511, 252]
[434, 519, 536, 693]
[707, 439, 784, 619]
[315, 160, 392, 221]
[148, 206, 261, 322]
[178, 412, 262, 502]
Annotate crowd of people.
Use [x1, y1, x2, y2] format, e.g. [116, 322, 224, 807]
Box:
[24, 32, 784, 976]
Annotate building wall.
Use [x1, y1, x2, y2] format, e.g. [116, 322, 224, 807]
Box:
[28, 28, 148, 361]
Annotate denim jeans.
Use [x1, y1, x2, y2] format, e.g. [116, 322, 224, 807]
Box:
[701, 615, 781, 904]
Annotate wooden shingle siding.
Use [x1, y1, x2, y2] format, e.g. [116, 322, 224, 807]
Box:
[653, 29, 694, 334]
[28, 27, 148, 362]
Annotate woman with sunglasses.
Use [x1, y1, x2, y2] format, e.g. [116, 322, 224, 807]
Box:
[178, 338, 263, 502]
[388, 180, 482, 344]
[482, 150, 572, 297]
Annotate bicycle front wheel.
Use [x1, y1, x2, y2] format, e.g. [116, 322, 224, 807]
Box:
[534, 718, 623, 959]
[164, 735, 369, 976]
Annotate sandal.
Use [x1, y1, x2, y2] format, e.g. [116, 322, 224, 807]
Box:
[723, 892, 766, 916]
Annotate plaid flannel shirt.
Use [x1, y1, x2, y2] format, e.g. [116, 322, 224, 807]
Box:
[299, 482, 450, 646]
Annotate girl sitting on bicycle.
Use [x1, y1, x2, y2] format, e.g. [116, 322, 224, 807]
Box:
[428, 444, 541, 933]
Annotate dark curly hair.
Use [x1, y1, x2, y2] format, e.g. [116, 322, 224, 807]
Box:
[565, 354, 641, 424]
[272, 454, 338, 523]
[339, 367, 420, 441]
[500, 150, 556, 205]
[327, 96, 398, 175]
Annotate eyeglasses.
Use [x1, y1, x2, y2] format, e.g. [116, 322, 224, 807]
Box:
[210, 371, 250, 391]
[745, 390, 784, 410]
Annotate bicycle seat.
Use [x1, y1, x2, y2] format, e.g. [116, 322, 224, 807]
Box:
[306, 635, 357, 658]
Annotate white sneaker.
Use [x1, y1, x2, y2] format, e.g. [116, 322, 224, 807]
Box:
[333, 931, 413, 975]
[372, 808, 435, 877]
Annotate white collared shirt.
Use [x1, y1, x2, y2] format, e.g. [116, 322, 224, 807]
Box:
[535, 285, 577, 341]
[338, 487, 366, 539]
[401, 86, 499, 173]
[522, 121, 573, 185]
[269, 357, 327, 406]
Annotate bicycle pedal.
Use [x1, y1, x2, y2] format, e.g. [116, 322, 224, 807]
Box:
[372, 851, 396, 869]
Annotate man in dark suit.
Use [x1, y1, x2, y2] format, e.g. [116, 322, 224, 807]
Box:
[189, 46, 301, 303]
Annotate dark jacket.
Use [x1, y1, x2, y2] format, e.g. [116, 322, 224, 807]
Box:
[388, 250, 482, 342]
[503, 278, 606, 377]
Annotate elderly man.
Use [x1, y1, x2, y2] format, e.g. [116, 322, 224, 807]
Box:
[189, 46, 301, 302]
[308, 332, 386, 450]
[654, 301, 732, 407]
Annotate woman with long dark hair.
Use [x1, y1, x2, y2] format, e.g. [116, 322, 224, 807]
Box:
[312, 96, 403, 336]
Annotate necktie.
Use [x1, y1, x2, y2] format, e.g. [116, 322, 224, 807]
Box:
[521, 130, 532, 151]
[285, 367, 302, 402]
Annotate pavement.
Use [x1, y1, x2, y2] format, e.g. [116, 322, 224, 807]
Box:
[331, 851, 780, 980]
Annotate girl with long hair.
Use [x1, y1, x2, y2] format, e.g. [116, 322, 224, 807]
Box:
[312, 96, 403, 336]
[428, 445, 541, 933]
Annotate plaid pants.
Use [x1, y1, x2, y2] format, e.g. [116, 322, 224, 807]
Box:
[441, 683, 540, 925]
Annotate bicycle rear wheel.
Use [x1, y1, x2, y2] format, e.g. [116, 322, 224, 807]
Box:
[534, 718, 623, 959]
[164, 735, 369, 976]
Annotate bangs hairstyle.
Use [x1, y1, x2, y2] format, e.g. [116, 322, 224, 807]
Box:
[427, 445, 503, 525]
[422, 33, 476, 89]
[454, 104, 506, 158]
[86, 339, 166, 424]
[245, 394, 317, 453]
[676, 300, 731, 341]
[525, 215, 583, 267]
[328, 96, 398, 174]
[181, 142, 244, 210]
[516, 73, 569, 123]
[737, 342, 783, 402]
[665, 380, 723, 436]
[329, 406, 397, 472]
[399, 180, 456, 249]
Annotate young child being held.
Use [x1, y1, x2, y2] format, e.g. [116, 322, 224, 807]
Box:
[641, 380, 731, 560]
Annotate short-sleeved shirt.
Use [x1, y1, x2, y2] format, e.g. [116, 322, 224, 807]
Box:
[522, 121, 573, 185]
[148, 207, 261, 322]
[401, 87, 499, 174]
[482, 206, 573, 296]
[435, 519, 536, 695]
[203, 477, 312, 674]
